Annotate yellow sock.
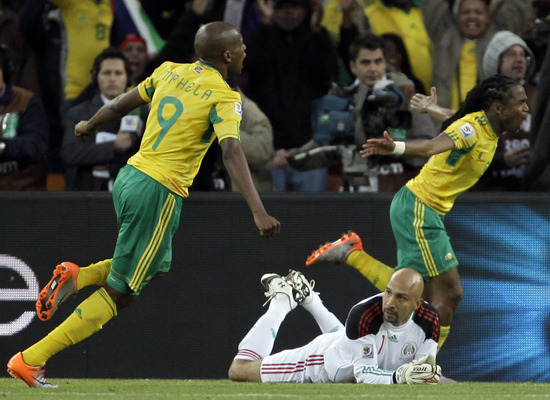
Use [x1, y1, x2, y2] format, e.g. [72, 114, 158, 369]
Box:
[346, 251, 394, 292]
[76, 259, 112, 290]
[438, 325, 450, 352]
[22, 288, 117, 366]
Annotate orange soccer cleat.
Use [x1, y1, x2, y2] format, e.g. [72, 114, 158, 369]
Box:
[36, 262, 80, 321]
[7, 352, 57, 388]
[306, 231, 363, 266]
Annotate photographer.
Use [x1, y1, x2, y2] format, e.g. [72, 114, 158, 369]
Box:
[290, 33, 437, 191]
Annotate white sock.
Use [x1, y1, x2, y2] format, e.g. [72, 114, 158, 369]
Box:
[302, 293, 344, 334]
[234, 294, 292, 361]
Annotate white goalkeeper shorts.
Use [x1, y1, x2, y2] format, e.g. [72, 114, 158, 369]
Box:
[260, 331, 349, 383]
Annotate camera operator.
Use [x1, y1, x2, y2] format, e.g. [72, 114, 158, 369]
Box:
[289, 33, 437, 191]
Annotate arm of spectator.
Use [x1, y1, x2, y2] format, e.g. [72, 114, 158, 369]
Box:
[338, 23, 359, 74]
[491, 0, 532, 33]
[257, 0, 275, 25]
[19, 0, 50, 49]
[272, 148, 291, 168]
[141, 3, 206, 79]
[503, 146, 529, 168]
[239, 96, 274, 170]
[420, 0, 453, 40]
[310, 0, 324, 32]
[307, 27, 339, 92]
[0, 96, 48, 163]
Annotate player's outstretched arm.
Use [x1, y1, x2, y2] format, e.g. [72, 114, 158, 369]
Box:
[75, 88, 146, 137]
[360, 131, 455, 159]
[220, 137, 280, 238]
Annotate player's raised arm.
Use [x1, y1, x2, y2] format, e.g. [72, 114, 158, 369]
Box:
[220, 137, 280, 238]
[75, 87, 146, 137]
[360, 131, 455, 159]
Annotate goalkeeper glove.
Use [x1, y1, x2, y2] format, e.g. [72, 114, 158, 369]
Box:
[411, 354, 436, 366]
[393, 360, 442, 384]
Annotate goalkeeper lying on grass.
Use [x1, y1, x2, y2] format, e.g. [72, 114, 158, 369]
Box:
[229, 268, 441, 384]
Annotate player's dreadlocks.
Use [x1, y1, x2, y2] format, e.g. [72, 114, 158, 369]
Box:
[441, 74, 520, 131]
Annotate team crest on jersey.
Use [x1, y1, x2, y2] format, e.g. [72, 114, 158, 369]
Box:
[362, 344, 374, 358]
[234, 102, 243, 117]
[458, 123, 475, 139]
[193, 65, 204, 74]
[401, 342, 417, 357]
[445, 253, 453, 261]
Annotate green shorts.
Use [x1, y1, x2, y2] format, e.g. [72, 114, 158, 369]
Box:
[107, 165, 182, 295]
[389, 186, 458, 280]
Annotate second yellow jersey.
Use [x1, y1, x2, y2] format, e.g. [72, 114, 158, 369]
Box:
[406, 111, 498, 214]
[365, 0, 433, 93]
[129, 61, 242, 197]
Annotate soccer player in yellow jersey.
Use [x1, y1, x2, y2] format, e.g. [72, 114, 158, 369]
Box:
[7, 22, 280, 388]
[306, 75, 528, 352]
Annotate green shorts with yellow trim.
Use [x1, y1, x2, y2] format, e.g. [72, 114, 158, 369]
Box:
[107, 165, 182, 295]
[389, 186, 458, 280]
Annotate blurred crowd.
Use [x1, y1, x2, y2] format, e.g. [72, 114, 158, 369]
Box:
[0, 0, 549, 192]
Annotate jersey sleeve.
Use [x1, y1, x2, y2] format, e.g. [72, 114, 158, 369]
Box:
[345, 295, 384, 340]
[444, 119, 480, 150]
[339, 335, 396, 384]
[413, 302, 440, 343]
[213, 90, 243, 142]
[412, 302, 440, 361]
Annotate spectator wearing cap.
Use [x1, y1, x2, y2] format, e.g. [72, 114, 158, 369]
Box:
[482, 30, 535, 83]
[117, 33, 149, 85]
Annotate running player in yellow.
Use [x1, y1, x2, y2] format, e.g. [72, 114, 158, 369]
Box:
[7, 22, 280, 388]
[306, 75, 528, 351]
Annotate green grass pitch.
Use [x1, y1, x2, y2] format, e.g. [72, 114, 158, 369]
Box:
[1, 379, 549, 400]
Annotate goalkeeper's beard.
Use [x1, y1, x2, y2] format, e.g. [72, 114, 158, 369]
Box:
[383, 308, 398, 324]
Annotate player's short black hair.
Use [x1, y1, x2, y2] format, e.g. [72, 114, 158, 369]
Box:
[441, 74, 521, 130]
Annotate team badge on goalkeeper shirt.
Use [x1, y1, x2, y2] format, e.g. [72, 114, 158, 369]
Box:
[458, 123, 475, 139]
[401, 342, 417, 357]
[362, 344, 373, 358]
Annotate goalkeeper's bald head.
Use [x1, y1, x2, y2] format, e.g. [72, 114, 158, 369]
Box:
[390, 268, 424, 299]
[382, 268, 425, 326]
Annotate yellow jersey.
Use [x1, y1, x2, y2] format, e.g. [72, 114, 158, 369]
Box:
[450, 42, 477, 110]
[129, 61, 242, 197]
[365, 0, 433, 92]
[406, 111, 498, 214]
[50, 0, 113, 99]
